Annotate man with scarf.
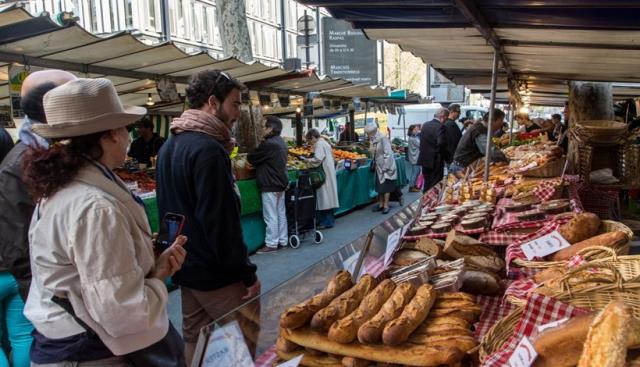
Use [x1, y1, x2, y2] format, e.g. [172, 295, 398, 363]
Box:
[0, 69, 76, 367]
[156, 70, 260, 365]
[248, 116, 289, 254]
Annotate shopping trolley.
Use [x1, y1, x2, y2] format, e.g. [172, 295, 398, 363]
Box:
[285, 171, 323, 248]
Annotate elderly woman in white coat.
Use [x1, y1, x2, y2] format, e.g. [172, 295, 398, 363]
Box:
[21, 78, 187, 366]
[305, 129, 339, 228]
[365, 124, 397, 214]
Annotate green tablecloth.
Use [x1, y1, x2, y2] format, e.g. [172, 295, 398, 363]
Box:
[142, 157, 408, 253]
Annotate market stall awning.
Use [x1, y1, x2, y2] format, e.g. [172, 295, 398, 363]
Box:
[299, 0, 640, 106]
[0, 4, 409, 112]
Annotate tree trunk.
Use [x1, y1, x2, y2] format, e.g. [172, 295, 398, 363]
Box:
[217, 0, 261, 152]
[567, 81, 615, 172]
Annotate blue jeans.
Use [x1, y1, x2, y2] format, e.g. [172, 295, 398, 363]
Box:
[0, 273, 33, 367]
[408, 164, 421, 187]
[317, 209, 335, 228]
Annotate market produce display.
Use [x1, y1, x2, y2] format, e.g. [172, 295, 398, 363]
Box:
[276, 271, 481, 367]
[113, 168, 156, 192]
[502, 141, 563, 173]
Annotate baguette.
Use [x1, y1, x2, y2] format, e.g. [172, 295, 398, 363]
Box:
[311, 275, 376, 332]
[382, 284, 436, 346]
[276, 336, 302, 353]
[411, 326, 473, 338]
[428, 306, 482, 323]
[329, 279, 396, 344]
[408, 334, 478, 352]
[436, 292, 476, 303]
[281, 271, 353, 329]
[549, 231, 628, 261]
[533, 266, 566, 284]
[578, 300, 632, 367]
[434, 299, 478, 309]
[275, 349, 343, 367]
[342, 357, 373, 367]
[416, 316, 471, 332]
[282, 327, 465, 367]
[357, 282, 417, 344]
[558, 212, 601, 244]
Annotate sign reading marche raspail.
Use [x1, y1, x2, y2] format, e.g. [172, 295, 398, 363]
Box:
[322, 17, 378, 85]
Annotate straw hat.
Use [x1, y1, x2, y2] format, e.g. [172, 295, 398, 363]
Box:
[33, 78, 146, 139]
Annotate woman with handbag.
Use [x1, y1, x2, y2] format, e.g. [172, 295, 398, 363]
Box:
[22, 78, 187, 366]
[365, 124, 397, 214]
[305, 129, 339, 229]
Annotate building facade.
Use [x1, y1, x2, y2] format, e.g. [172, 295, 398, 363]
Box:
[27, 0, 325, 67]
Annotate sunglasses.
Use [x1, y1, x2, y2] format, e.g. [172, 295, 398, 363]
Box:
[208, 71, 232, 100]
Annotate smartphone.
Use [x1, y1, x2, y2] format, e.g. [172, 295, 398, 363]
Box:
[157, 213, 186, 250]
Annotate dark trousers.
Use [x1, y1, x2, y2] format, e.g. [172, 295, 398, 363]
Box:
[422, 165, 444, 193]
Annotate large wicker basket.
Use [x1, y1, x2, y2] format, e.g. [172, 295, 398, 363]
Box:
[480, 264, 640, 362]
[522, 157, 566, 178]
[572, 120, 628, 146]
[511, 220, 632, 269]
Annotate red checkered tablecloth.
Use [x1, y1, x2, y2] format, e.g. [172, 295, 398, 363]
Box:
[474, 293, 518, 340]
[255, 346, 278, 367]
[503, 278, 537, 304]
[480, 293, 588, 367]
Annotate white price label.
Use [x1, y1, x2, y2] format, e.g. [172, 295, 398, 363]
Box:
[521, 230, 570, 260]
[384, 228, 403, 267]
[508, 336, 538, 367]
[202, 320, 253, 367]
[401, 221, 413, 237]
[537, 317, 569, 333]
[276, 354, 304, 367]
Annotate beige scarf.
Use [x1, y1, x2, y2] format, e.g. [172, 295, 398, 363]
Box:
[170, 109, 235, 152]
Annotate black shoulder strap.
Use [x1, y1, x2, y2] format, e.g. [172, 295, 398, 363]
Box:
[51, 295, 98, 337]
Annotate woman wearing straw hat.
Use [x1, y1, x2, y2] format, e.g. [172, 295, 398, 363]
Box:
[21, 78, 187, 366]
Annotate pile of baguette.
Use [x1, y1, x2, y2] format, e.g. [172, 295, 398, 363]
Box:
[394, 232, 505, 296]
[531, 299, 640, 367]
[276, 270, 481, 367]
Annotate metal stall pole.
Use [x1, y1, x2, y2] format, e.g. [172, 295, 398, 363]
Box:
[508, 101, 515, 145]
[296, 111, 303, 147]
[484, 50, 499, 183]
[349, 109, 356, 138]
[364, 101, 369, 127]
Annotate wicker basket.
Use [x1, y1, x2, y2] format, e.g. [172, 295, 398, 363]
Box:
[522, 158, 566, 178]
[619, 144, 640, 187]
[480, 264, 640, 362]
[512, 220, 633, 269]
[573, 120, 628, 146]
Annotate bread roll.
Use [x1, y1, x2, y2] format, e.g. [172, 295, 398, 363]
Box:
[549, 231, 628, 261]
[558, 212, 601, 244]
[460, 269, 502, 295]
[357, 282, 417, 344]
[578, 300, 632, 367]
[393, 249, 429, 266]
[282, 327, 465, 367]
[329, 279, 396, 344]
[382, 284, 436, 346]
[281, 270, 353, 329]
[311, 275, 376, 332]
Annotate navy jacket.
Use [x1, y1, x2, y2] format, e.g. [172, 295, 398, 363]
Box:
[418, 119, 447, 170]
[247, 135, 289, 193]
[156, 132, 257, 291]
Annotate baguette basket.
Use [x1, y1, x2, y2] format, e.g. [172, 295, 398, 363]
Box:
[480, 263, 640, 362]
[521, 158, 565, 178]
[511, 220, 632, 269]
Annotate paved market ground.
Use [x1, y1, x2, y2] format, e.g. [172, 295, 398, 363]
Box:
[166, 186, 422, 332]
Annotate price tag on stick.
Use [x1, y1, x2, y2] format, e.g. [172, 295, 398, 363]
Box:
[508, 336, 538, 367]
[521, 230, 571, 260]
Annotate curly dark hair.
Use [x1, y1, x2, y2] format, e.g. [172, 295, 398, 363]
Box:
[185, 70, 245, 109]
[23, 131, 108, 200]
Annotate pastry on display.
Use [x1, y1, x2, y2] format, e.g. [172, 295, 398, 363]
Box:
[461, 217, 486, 230]
[431, 222, 453, 234]
[558, 212, 601, 244]
[517, 209, 546, 222]
[505, 202, 533, 213]
[541, 199, 571, 215]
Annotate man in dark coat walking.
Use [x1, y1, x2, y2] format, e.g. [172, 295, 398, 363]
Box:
[444, 104, 462, 173]
[418, 107, 449, 192]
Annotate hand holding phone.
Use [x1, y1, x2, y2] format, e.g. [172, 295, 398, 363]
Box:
[152, 235, 187, 280]
[157, 213, 186, 251]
